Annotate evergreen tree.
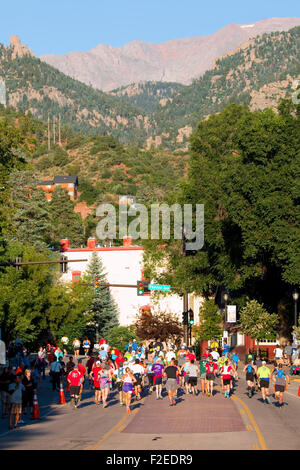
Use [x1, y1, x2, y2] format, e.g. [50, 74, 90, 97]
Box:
[9, 171, 52, 251]
[86, 251, 119, 338]
[194, 299, 223, 343]
[49, 186, 84, 248]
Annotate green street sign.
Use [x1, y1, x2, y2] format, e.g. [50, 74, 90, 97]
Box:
[148, 284, 171, 292]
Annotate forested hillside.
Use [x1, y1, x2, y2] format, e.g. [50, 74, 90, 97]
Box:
[151, 27, 300, 148]
[110, 81, 185, 113]
[0, 44, 149, 144]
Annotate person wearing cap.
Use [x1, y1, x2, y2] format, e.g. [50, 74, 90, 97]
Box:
[257, 361, 271, 404]
[152, 358, 164, 400]
[67, 365, 83, 408]
[89, 361, 102, 405]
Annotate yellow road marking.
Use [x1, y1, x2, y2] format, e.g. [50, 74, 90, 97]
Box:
[252, 444, 259, 450]
[239, 408, 245, 414]
[85, 398, 145, 450]
[246, 425, 253, 431]
[232, 395, 267, 450]
[85, 412, 129, 450]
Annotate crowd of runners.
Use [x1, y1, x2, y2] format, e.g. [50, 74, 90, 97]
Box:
[1, 335, 299, 429]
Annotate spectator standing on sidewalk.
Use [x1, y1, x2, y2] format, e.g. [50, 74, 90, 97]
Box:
[0, 366, 14, 418]
[50, 359, 62, 391]
[284, 343, 293, 366]
[22, 369, 34, 416]
[8, 374, 25, 430]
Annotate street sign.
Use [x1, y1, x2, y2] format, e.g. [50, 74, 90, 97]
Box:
[148, 284, 171, 292]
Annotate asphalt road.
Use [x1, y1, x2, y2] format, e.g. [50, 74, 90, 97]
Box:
[0, 358, 299, 450]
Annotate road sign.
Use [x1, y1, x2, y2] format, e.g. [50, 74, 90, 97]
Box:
[148, 284, 171, 292]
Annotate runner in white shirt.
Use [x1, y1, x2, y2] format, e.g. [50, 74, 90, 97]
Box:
[210, 350, 220, 363]
[166, 350, 176, 365]
[130, 359, 145, 400]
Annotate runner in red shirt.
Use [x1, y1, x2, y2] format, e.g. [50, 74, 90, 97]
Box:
[77, 359, 86, 402]
[186, 349, 196, 362]
[67, 366, 83, 408]
[205, 355, 218, 397]
[221, 359, 234, 398]
[89, 362, 102, 405]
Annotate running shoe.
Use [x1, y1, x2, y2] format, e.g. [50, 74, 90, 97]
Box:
[265, 397, 270, 404]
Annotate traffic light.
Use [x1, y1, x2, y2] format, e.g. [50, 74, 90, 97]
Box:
[182, 311, 188, 325]
[94, 276, 100, 293]
[137, 280, 148, 296]
[60, 255, 68, 273]
[189, 309, 194, 325]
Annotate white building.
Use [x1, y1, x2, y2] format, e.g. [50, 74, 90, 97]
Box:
[59, 237, 202, 326]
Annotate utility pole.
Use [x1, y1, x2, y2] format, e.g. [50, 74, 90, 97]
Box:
[48, 115, 50, 151]
[183, 293, 189, 346]
[53, 116, 56, 145]
[58, 114, 61, 146]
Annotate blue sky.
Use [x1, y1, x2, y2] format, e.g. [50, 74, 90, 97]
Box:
[0, 0, 299, 56]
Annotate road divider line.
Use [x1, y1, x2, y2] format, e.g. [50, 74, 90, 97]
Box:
[231, 395, 267, 450]
[85, 397, 145, 450]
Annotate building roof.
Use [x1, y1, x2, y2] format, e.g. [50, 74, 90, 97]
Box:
[54, 176, 78, 184]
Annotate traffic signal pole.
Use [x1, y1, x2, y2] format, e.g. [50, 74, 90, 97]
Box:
[183, 293, 189, 346]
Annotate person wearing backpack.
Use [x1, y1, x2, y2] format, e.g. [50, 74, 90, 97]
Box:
[271, 363, 290, 408]
[243, 358, 257, 398]
[221, 358, 234, 398]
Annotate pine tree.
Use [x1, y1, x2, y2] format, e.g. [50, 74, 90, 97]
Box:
[9, 171, 52, 251]
[86, 251, 119, 339]
[49, 186, 84, 248]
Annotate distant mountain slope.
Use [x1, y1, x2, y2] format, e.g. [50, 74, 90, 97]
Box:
[0, 42, 149, 144]
[41, 18, 300, 91]
[151, 26, 300, 148]
[110, 81, 185, 113]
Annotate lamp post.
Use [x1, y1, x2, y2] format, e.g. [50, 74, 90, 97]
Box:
[292, 289, 299, 327]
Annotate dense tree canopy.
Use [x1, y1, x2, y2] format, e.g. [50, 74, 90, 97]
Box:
[143, 102, 300, 334]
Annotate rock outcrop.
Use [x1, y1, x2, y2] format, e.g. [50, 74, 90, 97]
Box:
[10, 35, 34, 59]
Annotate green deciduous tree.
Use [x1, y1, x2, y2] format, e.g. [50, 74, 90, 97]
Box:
[239, 299, 279, 350]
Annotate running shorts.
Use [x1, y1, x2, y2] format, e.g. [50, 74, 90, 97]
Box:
[246, 373, 254, 382]
[260, 379, 269, 389]
[70, 385, 81, 396]
[134, 374, 142, 386]
[154, 376, 163, 385]
[206, 373, 214, 381]
[148, 373, 154, 386]
[166, 378, 177, 391]
[188, 377, 197, 386]
[223, 378, 231, 386]
[275, 384, 285, 393]
[117, 382, 123, 392]
[123, 383, 133, 393]
[184, 375, 189, 384]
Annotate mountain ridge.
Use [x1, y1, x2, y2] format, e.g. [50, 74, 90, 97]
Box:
[40, 17, 300, 91]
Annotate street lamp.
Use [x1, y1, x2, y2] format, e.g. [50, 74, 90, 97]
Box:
[292, 289, 299, 327]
